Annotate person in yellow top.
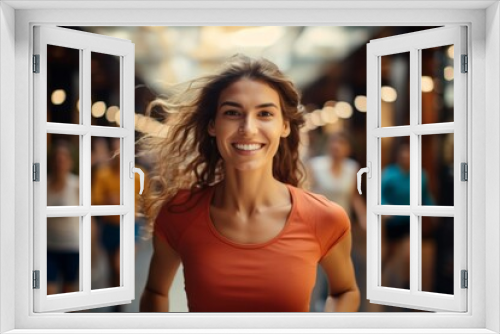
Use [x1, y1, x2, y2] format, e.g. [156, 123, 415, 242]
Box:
[92, 137, 145, 291]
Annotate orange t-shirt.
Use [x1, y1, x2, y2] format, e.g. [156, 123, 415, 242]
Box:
[154, 184, 351, 312]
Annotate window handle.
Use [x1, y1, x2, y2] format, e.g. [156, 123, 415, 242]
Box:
[357, 162, 372, 195]
[130, 162, 145, 195]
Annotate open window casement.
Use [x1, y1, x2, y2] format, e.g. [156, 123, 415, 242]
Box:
[33, 26, 136, 312]
[362, 26, 467, 312]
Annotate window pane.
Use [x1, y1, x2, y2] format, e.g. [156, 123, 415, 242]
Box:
[380, 52, 410, 127]
[421, 134, 454, 206]
[47, 134, 80, 206]
[91, 215, 121, 290]
[381, 215, 410, 290]
[421, 45, 454, 124]
[91, 137, 121, 206]
[47, 45, 80, 124]
[91, 52, 121, 127]
[381, 137, 410, 206]
[47, 217, 81, 295]
[421, 216, 454, 295]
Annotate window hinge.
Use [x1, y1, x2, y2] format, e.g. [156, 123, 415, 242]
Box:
[33, 163, 40, 182]
[33, 270, 40, 289]
[461, 270, 468, 289]
[461, 162, 468, 181]
[461, 54, 468, 73]
[33, 54, 40, 73]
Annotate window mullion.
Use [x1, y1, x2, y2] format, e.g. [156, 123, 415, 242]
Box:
[82, 47, 92, 294]
[409, 47, 420, 295]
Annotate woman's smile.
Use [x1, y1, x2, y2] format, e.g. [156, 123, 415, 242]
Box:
[232, 143, 266, 155]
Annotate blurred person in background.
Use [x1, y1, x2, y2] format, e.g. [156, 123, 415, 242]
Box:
[380, 141, 436, 301]
[46, 140, 80, 295]
[92, 138, 122, 294]
[139, 54, 360, 312]
[307, 130, 367, 312]
[91, 137, 144, 310]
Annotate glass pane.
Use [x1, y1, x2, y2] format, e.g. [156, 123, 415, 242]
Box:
[91, 137, 121, 206]
[47, 216, 81, 295]
[91, 52, 121, 127]
[421, 216, 454, 295]
[380, 52, 410, 127]
[421, 134, 454, 206]
[421, 45, 454, 124]
[381, 137, 410, 206]
[47, 45, 80, 124]
[381, 215, 410, 290]
[91, 215, 121, 290]
[47, 134, 80, 206]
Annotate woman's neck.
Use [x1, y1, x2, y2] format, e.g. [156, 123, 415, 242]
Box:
[213, 169, 289, 217]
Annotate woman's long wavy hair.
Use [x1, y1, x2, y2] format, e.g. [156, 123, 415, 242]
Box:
[137, 54, 306, 236]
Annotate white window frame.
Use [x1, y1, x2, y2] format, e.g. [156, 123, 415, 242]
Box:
[33, 25, 136, 313]
[366, 26, 468, 312]
[0, 1, 499, 333]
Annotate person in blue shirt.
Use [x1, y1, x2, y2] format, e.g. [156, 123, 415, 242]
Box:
[380, 141, 435, 295]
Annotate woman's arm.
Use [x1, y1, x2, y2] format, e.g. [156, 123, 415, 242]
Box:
[319, 231, 360, 312]
[140, 235, 181, 312]
[351, 182, 367, 230]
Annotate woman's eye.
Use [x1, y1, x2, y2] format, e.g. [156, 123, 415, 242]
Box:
[224, 110, 240, 116]
[259, 111, 274, 117]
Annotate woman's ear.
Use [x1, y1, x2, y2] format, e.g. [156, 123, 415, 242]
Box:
[281, 121, 291, 138]
[208, 119, 216, 137]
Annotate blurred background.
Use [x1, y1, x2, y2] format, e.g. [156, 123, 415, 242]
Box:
[45, 26, 455, 313]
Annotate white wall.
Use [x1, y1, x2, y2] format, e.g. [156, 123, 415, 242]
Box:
[0, 2, 16, 333]
[486, 2, 500, 333]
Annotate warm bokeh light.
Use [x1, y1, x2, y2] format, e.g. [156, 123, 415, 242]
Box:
[106, 106, 120, 122]
[230, 27, 285, 48]
[447, 45, 454, 59]
[76, 99, 80, 112]
[354, 95, 367, 112]
[381, 86, 397, 103]
[320, 106, 338, 124]
[421, 76, 434, 92]
[51, 89, 66, 105]
[91, 101, 107, 118]
[324, 100, 336, 108]
[114, 111, 121, 125]
[444, 66, 454, 81]
[105, 105, 118, 122]
[335, 101, 353, 119]
[310, 110, 324, 127]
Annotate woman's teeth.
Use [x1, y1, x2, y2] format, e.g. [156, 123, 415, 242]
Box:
[234, 144, 262, 151]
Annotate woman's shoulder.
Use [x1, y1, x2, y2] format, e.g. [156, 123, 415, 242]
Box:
[291, 185, 350, 254]
[154, 186, 212, 248]
[291, 185, 346, 215]
[157, 186, 211, 218]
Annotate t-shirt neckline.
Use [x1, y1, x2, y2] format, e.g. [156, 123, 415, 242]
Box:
[205, 183, 296, 249]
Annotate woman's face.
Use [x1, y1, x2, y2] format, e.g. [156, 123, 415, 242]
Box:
[208, 79, 290, 172]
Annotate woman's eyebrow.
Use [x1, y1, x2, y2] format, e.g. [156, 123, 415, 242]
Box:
[219, 101, 279, 109]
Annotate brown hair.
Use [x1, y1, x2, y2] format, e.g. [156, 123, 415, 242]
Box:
[137, 54, 306, 236]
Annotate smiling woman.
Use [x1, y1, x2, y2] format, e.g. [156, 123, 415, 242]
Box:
[137, 54, 360, 312]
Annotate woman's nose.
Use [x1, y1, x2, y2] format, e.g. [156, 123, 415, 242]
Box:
[239, 116, 258, 135]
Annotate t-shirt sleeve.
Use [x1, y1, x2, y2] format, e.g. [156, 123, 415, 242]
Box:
[152, 189, 199, 252]
[153, 202, 181, 251]
[315, 199, 351, 260]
